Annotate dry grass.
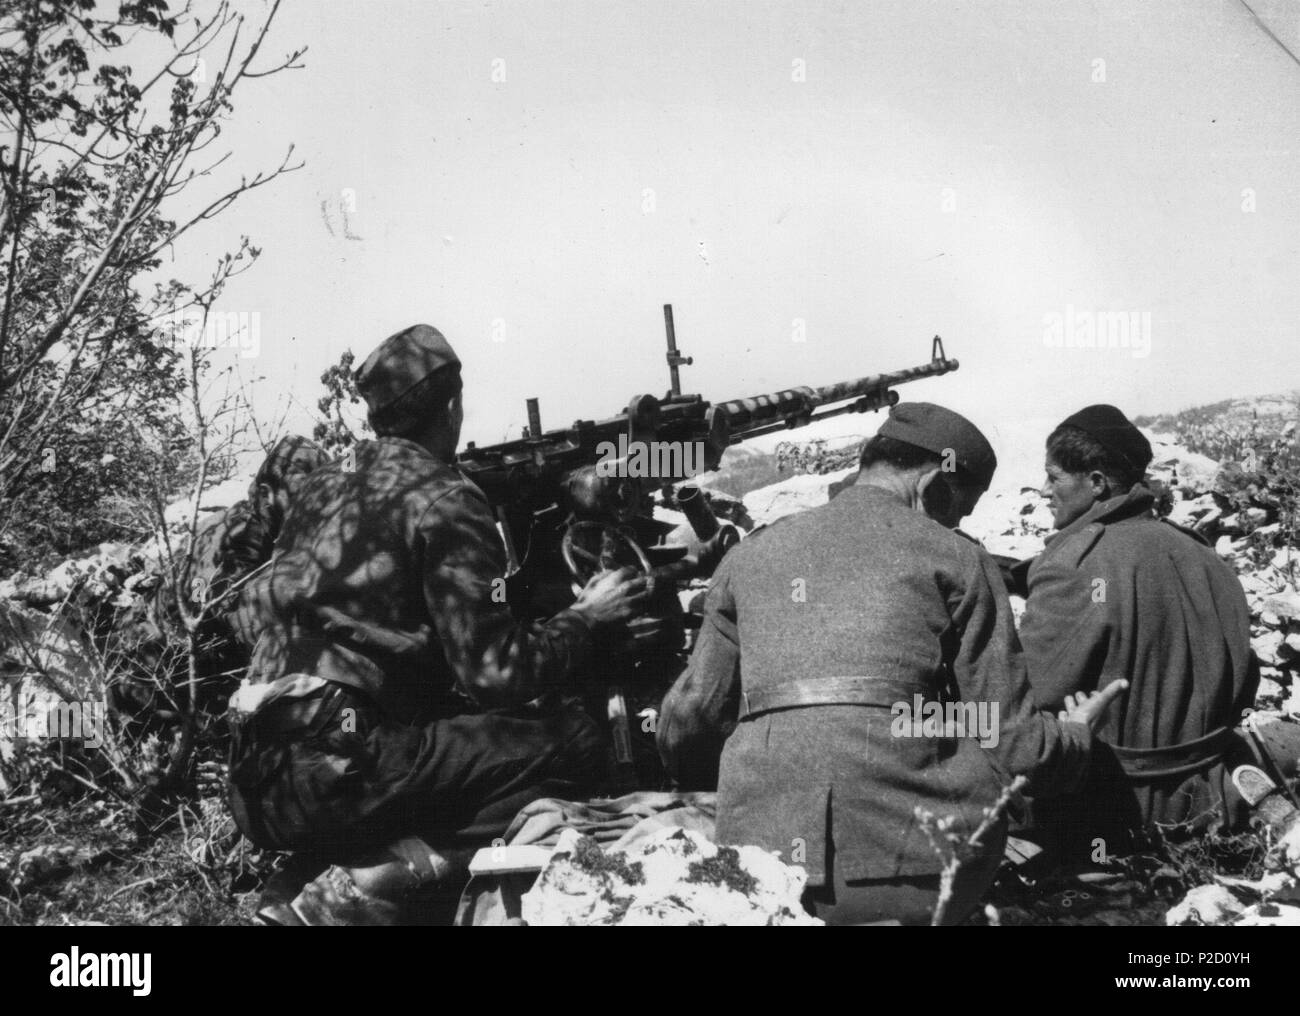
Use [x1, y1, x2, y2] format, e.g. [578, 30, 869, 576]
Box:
[0, 748, 274, 927]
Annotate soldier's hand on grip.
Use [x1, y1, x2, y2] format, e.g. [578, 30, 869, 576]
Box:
[571, 566, 651, 626]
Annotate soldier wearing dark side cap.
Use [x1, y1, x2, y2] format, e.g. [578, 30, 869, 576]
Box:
[1018, 404, 1258, 859]
[226, 324, 648, 925]
[658, 402, 1123, 925]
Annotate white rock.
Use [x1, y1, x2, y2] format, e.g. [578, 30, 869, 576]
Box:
[742, 468, 856, 528]
[1274, 821, 1300, 872]
[1168, 495, 1217, 528]
[1239, 573, 1275, 597]
[15, 844, 80, 890]
[1265, 588, 1300, 621]
[1194, 507, 1224, 532]
[1254, 631, 1285, 667]
[1166, 885, 1246, 926]
[1235, 903, 1300, 926]
[1214, 871, 1292, 895]
[1270, 549, 1298, 573]
[1147, 444, 1221, 495]
[521, 827, 821, 927]
[1258, 677, 1285, 702]
[1244, 507, 1271, 527]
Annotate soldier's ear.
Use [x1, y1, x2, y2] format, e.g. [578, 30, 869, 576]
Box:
[916, 464, 951, 519]
[915, 464, 941, 495]
[1087, 470, 1110, 498]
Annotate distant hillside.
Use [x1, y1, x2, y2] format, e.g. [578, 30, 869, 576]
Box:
[1134, 392, 1298, 462]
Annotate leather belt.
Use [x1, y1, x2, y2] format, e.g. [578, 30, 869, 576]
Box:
[1108, 727, 1232, 780]
[739, 677, 929, 721]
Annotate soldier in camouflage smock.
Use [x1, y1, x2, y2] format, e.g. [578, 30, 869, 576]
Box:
[227, 323, 646, 925]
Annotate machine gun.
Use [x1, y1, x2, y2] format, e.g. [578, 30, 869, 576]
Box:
[457, 305, 960, 787]
[460, 305, 959, 590]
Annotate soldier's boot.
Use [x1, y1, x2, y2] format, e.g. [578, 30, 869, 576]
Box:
[1233, 763, 1300, 868]
[284, 864, 404, 926]
[253, 854, 327, 927]
[286, 837, 471, 927]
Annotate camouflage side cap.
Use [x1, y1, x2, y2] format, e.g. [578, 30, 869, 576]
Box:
[878, 401, 998, 488]
[355, 324, 461, 416]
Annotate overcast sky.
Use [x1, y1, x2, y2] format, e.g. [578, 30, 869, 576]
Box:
[168, 0, 1299, 461]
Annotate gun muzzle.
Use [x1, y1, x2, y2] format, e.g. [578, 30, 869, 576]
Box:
[675, 483, 719, 541]
[660, 484, 740, 583]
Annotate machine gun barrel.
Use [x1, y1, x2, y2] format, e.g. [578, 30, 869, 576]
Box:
[711, 335, 958, 443]
[457, 325, 960, 529]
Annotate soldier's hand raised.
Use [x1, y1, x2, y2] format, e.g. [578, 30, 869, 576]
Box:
[571, 566, 651, 626]
[1059, 680, 1129, 732]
